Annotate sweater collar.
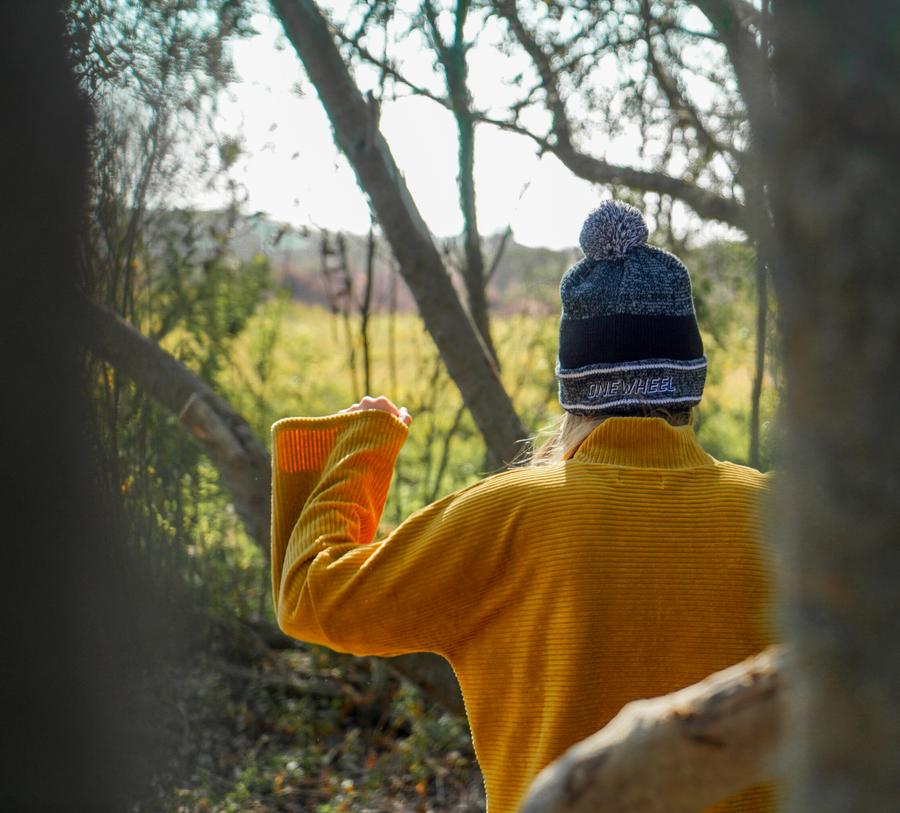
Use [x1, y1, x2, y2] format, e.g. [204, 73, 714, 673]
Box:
[572, 416, 715, 469]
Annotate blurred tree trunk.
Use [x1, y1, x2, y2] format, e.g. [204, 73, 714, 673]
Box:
[0, 3, 162, 808]
[764, 2, 900, 809]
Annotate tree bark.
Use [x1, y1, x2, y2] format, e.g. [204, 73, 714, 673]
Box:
[763, 2, 900, 810]
[520, 648, 785, 813]
[272, 0, 526, 469]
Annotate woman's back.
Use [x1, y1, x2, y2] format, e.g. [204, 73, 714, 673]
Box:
[271, 202, 777, 812]
[271, 413, 775, 813]
[444, 418, 774, 812]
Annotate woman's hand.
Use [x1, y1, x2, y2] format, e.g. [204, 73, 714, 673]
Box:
[340, 395, 412, 427]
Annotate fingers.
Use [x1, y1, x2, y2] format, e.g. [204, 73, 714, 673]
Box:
[341, 395, 394, 413]
[340, 395, 412, 426]
[361, 395, 394, 410]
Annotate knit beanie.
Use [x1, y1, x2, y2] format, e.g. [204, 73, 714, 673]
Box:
[557, 201, 706, 415]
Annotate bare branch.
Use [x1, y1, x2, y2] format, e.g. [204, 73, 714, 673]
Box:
[272, 0, 526, 468]
[692, 0, 769, 131]
[333, 26, 449, 107]
[491, 0, 748, 229]
[494, 0, 572, 148]
[469, 106, 747, 227]
[421, 0, 448, 57]
[520, 647, 785, 813]
[640, 3, 733, 161]
[554, 143, 748, 228]
[338, 2, 748, 230]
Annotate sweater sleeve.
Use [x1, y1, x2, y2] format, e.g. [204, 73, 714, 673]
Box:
[270, 409, 521, 658]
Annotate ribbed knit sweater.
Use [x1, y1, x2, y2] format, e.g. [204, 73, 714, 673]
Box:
[271, 411, 776, 813]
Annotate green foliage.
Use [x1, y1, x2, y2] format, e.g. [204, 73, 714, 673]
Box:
[686, 240, 780, 469]
[158, 648, 483, 813]
[68, 0, 256, 101]
[90, 206, 276, 626]
[152, 211, 274, 383]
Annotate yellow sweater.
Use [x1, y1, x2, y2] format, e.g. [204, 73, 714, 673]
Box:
[271, 411, 775, 813]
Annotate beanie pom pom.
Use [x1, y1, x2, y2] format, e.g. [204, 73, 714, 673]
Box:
[579, 201, 649, 259]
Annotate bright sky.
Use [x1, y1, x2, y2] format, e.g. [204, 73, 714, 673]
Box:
[211, 9, 623, 250]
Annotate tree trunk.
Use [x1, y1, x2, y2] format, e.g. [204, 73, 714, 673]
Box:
[271, 0, 526, 469]
[456, 103, 497, 365]
[520, 648, 786, 813]
[764, 2, 900, 809]
[0, 4, 157, 807]
[423, 0, 498, 364]
[748, 249, 767, 469]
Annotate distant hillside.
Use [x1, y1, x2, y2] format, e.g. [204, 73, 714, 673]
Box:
[147, 210, 748, 318]
[204, 212, 576, 315]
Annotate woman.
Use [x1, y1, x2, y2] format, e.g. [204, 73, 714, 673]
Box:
[270, 201, 775, 813]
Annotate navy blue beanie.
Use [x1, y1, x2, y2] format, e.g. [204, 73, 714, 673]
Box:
[557, 201, 707, 415]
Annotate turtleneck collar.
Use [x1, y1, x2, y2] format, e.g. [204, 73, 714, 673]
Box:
[572, 416, 715, 469]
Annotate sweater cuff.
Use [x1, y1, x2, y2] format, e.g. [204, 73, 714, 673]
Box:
[271, 409, 409, 475]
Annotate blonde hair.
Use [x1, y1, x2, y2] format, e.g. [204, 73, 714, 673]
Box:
[526, 408, 693, 466]
[527, 413, 604, 466]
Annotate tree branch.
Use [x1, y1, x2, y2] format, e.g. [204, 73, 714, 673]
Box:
[77, 293, 271, 551]
[423, 0, 496, 361]
[641, 3, 734, 161]
[272, 0, 526, 468]
[494, 0, 572, 148]
[692, 0, 768, 133]
[520, 647, 785, 813]
[554, 144, 748, 228]
[333, 26, 449, 108]
[492, 0, 748, 229]
[340, 3, 748, 230]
